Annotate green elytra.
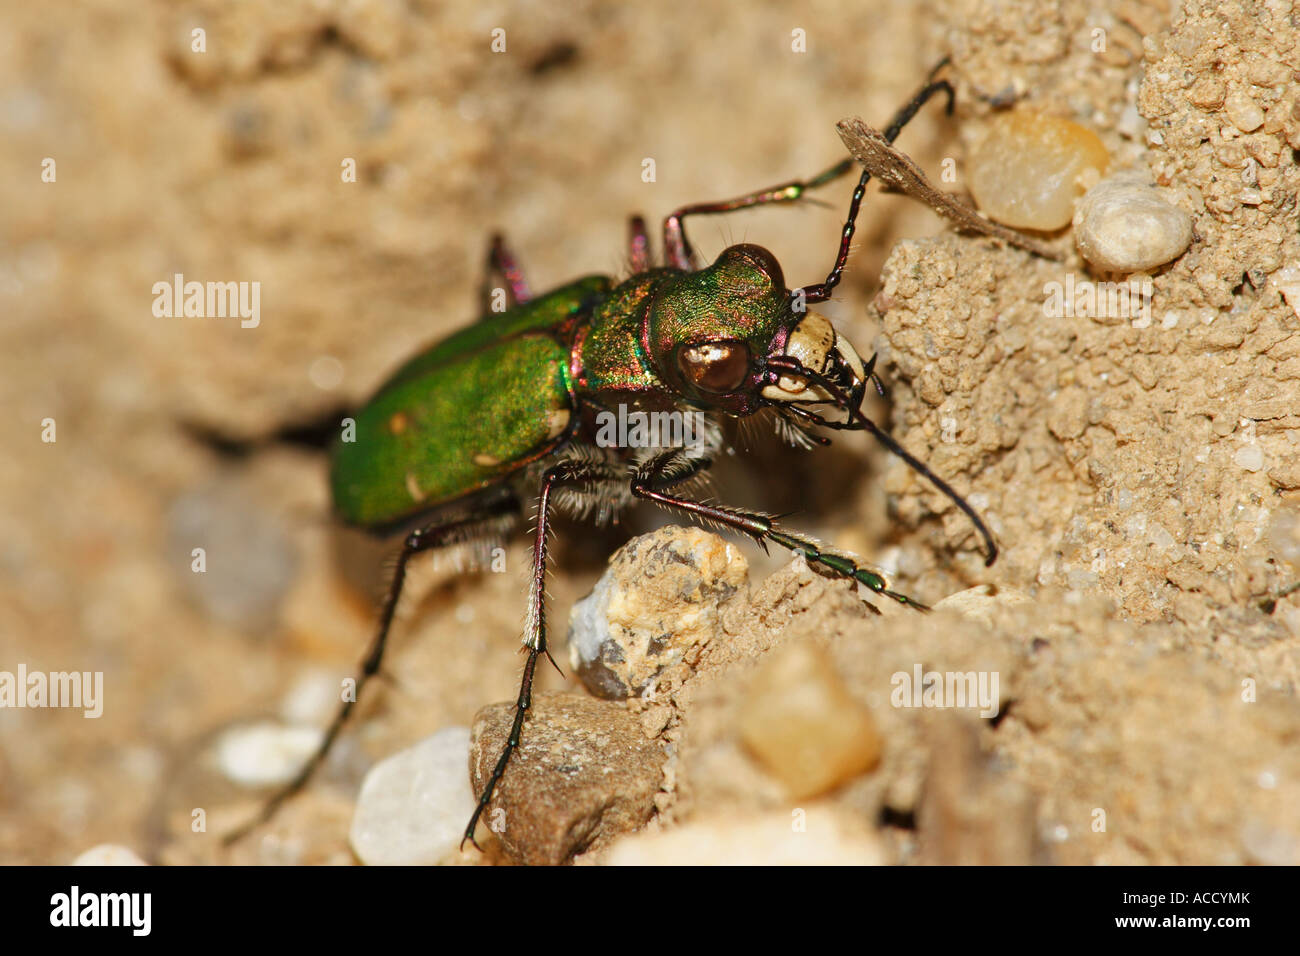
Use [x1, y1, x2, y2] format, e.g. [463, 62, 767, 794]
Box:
[226, 63, 1000, 856]
[331, 250, 804, 529]
[331, 279, 607, 527]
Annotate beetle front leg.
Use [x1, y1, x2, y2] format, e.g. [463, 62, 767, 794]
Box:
[801, 64, 955, 303]
[479, 232, 532, 314]
[630, 451, 928, 611]
[222, 496, 518, 846]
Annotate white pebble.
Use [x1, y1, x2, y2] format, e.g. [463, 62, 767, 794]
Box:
[1272, 264, 1300, 319]
[1268, 507, 1300, 566]
[280, 669, 341, 726]
[350, 727, 475, 866]
[604, 808, 886, 866]
[72, 844, 148, 866]
[1241, 820, 1298, 865]
[932, 585, 1032, 625]
[1147, 523, 1176, 551]
[1224, 90, 1265, 133]
[308, 355, 345, 390]
[216, 721, 323, 788]
[1233, 444, 1265, 472]
[567, 572, 619, 690]
[1073, 172, 1192, 273]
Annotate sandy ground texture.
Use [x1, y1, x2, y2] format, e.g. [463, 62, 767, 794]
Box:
[2, 0, 1298, 865]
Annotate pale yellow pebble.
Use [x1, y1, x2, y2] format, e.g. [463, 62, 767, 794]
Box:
[967, 109, 1109, 230]
[737, 641, 881, 800]
[1224, 89, 1265, 132]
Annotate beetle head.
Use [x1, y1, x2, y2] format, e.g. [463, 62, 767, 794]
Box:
[645, 243, 870, 421]
[641, 244, 996, 566]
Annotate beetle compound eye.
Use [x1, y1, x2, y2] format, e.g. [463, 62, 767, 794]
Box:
[678, 341, 750, 393]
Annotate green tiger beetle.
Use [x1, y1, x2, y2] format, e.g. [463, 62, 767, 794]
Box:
[226, 64, 996, 852]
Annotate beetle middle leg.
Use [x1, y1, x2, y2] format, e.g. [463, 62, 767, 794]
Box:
[479, 231, 532, 313]
[462, 457, 627, 846]
[630, 450, 928, 610]
[463, 455, 626, 849]
[662, 61, 955, 271]
[222, 492, 518, 845]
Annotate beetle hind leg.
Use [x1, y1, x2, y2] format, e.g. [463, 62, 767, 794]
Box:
[628, 215, 651, 272]
[659, 60, 954, 280]
[479, 232, 532, 314]
[221, 495, 519, 847]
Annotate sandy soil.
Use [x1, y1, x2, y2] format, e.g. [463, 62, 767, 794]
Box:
[1, 0, 1297, 865]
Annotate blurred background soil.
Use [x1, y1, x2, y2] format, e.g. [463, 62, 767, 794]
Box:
[1, 0, 1297, 864]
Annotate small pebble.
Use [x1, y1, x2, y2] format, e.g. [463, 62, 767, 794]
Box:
[604, 807, 887, 866]
[1272, 264, 1300, 319]
[168, 477, 298, 630]
[1267, 504, 1300, 567]
[72, 844, 148, 866]
[349, 727, 475, 866]
[1073, 171, 1192, 273]
[469, 693, 665, 865]
[1224, 89, 1265, 133]
[1186, 75, 1226, 110]
[307, 355, 345, 390]
[1147, 522, 1176, 551]
[1234, 444, 1265, 472]
[215, 721, 322, 788]
[737, 641, 881, 800]
[932, 585, 1032, 626]
[567, 526, 747, 699]
[280, 669, 341, 726]
[967, 109, 1108, 230]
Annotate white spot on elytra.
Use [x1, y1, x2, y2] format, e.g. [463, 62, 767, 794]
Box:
[405, 471, 425, 501]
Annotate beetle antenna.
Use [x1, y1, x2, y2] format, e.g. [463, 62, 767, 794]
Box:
[766, 356, 996, 566]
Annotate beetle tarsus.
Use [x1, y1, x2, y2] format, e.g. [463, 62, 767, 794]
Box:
[627, 215, 651, 273]
[630, 450, 926, 610]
